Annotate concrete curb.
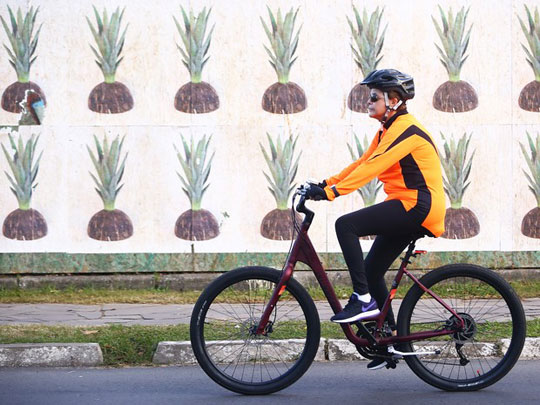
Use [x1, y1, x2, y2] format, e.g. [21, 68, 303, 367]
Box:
[153, 340, 327, 365]
[1, 338, 538, 367]
[0, 343, 103, 367]
[152, 338, 540, 365]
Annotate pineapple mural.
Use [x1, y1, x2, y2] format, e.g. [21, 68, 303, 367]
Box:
[260, 133, 301, 240]
[0, 6, 46, 113]
[261, 7, 306, 114]
[517, 5, 540, 112]
[520, 132, 540, 238]
[86, 6, 133, 114]
[173, 6, 219, 114]
[1, 132, 47, 240]
[432, 6, 478, 113]
[87, 134, 133, 241]
[440, 133, 480, 239]
[348, 134, 382, 239]
[174, 134, 219, 241]
[347, 6, 386, 113]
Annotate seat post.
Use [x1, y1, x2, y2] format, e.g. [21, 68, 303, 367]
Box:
[402, 235, 423, 265]
[404, 239, 416, 261]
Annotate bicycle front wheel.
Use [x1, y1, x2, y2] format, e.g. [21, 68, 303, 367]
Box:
[397, 264, 526, 391]
[190, 266, 320, 395]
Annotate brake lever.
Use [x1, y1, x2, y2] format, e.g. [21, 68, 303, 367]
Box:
[296, 183, 309, 197]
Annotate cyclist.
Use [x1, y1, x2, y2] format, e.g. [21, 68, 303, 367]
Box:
[304, 68, 446, 370]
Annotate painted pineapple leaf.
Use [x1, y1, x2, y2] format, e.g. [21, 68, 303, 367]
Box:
[432, 5, 471, 82]
[87, 6, 127, 83]
[260, 133, 300, 210]
[90, 172, 105, 193]
[1, 132, 41, 210]
[88, 134, 127, 211]
[107, 137, 120, 174]
[266, 133, 278, 160]
[0, 5, 41, 82]
[4, 170, 23, 197]
[518, 5, 540, 81]
[175, 6, 214, 83]
[115, 184, 124, 196]
[176, 171, 193, 196]
[174, 16, 190, 55]
[31, 150, 43, 183]
[348, 5, 386, 76]
[261, 6, 301, 83]
[260, 144, 279, 182]
[440, 132, 475, 208]
[263, 172, 278, 191]
[520, 132, 540, 206]
[110, 153, 127, 188]
[175, 134, 213, 211]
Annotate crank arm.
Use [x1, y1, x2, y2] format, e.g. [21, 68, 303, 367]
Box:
[388, 346, 441, 357]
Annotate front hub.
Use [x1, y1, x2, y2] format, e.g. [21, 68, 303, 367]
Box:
[249, 320, 273, 337]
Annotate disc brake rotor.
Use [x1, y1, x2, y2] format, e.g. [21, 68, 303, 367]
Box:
[449, 313, 477, 343]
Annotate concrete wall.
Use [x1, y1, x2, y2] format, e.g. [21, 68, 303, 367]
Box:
[0, 0, 538, 272]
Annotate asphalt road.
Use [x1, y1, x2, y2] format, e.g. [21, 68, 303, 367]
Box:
[1, 360, 538, 405]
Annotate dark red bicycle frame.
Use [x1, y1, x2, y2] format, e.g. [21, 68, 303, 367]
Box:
[256, 196, 464, 347]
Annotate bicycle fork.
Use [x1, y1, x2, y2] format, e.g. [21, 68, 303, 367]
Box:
[255, 261, 295, 335]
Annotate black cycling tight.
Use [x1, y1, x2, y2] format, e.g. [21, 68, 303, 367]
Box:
[335, 200, 428, 328]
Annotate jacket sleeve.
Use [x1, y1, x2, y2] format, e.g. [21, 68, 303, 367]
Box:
[325, 132, 380, 186]
[324, 134, 418, 200]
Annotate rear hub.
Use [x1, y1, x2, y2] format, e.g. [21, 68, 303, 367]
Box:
[448, 313, 477, 343]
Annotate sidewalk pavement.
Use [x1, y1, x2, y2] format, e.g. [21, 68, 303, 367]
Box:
[1, 299, 540, 326]
[0, 301, 338, 326]
[1, 299, 540, 367]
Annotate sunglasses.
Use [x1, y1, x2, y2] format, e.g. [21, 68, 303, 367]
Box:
[369, 94, 382, 102]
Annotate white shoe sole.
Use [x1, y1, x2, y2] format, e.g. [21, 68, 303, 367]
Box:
[331, 309, 380, 323]
[368, 360, 388, 370]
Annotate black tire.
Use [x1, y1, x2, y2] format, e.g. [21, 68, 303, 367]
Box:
[190, 266, 320, 395]
[397, 264, 526, 391]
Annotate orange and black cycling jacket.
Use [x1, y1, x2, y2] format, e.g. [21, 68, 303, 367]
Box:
[323, 110, 446, 237]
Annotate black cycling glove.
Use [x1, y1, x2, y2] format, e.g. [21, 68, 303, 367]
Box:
[304, 184, 327, 201]
[309, 180, 327, 189]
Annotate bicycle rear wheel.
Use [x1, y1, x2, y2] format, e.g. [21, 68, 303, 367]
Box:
[397, 264, 526, 391]
[190, 266, 320, 395]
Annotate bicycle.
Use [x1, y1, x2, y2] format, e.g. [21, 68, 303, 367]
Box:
[190, 185, 526, 395]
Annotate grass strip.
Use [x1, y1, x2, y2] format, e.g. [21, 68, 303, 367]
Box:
[1, 279, 539, 304]
[0, 324, 188, 366]
[0, 319, 538, 366]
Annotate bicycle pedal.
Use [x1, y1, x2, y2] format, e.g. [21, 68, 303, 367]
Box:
[385, 359, 397, 369]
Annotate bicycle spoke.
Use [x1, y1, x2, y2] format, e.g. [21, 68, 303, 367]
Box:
[194, 270, 317, 389]
[403, 269, 523, 387]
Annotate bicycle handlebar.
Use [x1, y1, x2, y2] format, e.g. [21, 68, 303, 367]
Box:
[294, 187, 315, 225]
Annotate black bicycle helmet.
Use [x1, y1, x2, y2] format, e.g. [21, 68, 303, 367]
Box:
[360, 69, 415, 100]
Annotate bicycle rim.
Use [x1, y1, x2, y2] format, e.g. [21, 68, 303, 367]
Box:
[192, 268, 319, 393]
[399, 266, 525, 390]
